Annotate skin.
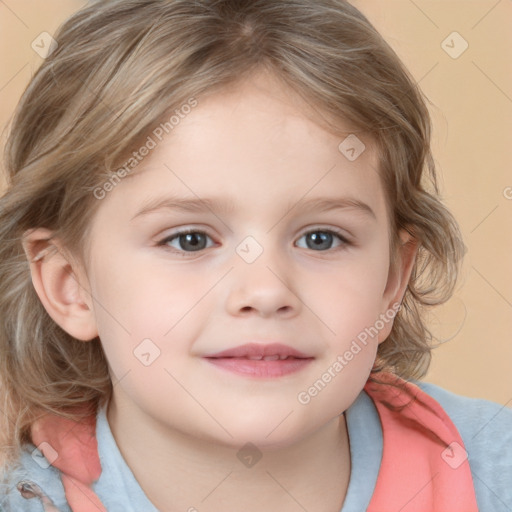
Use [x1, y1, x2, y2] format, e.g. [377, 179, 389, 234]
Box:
[24, 69, 417, 512]
[17, 481, 62, 511]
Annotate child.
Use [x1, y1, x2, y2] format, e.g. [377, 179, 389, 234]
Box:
[0, 0, 510, 511]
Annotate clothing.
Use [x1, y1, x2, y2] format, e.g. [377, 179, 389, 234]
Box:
[1, 375, 511, 511]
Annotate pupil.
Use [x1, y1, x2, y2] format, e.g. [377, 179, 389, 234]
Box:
[177, 231, 333, 252]
[309, 232, 332, 250]
[182, 233, 204, 251]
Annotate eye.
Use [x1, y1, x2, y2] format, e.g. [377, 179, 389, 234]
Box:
[157, 227, 351, 255]
[157, 229, 215, 254]
[295, 228, 350, 251]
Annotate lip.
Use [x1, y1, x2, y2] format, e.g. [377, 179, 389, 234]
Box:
[202, 342, 314, 378]
[203, 342, 312, 359]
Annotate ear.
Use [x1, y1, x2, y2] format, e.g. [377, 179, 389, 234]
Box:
[21, 228, 98, 341]
[377, 228, 419, 343]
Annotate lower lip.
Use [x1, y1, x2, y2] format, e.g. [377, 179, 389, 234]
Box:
[203, 357, 313, 378]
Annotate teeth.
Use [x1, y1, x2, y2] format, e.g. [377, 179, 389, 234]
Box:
[244, 355, 294, 360]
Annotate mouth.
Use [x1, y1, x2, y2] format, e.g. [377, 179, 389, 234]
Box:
[202, 343, 314, 378]
[203, 342, 312, 360]
[207, 354, 306, 361]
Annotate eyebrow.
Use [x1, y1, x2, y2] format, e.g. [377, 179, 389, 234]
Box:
[130, 195, 377, 221]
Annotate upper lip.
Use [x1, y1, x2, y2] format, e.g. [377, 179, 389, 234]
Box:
[203, 343, 313, 359]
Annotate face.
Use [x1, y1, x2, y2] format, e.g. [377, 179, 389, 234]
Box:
[79, 70, 407, 449]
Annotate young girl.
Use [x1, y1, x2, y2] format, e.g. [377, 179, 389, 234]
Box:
[0, 1, 510, 511]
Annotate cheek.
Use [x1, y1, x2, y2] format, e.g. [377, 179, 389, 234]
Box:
[90, 249, 204, 327]
[87, 254, 206, 378]
[318, 247, 390, 332]
[297, 266, 388, 414]
[303, 245, 391, 397]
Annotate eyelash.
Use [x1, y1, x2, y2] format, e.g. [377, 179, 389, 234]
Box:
[156, 227, 352, 256]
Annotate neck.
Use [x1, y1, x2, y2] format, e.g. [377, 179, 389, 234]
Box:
[107, 395, 351, 512]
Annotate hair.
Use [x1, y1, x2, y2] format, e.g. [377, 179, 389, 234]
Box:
[0, 0, 466, 475]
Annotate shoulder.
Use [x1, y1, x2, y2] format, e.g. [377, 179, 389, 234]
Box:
[416, 380, 512, 511]
[0, 443, 70, 512]
[415, 380, 512, 443]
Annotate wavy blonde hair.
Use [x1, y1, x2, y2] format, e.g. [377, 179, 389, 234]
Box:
[0, 0, 465, 474]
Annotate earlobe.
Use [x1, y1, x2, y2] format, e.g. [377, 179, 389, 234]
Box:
[22, 228, 98, 341]
[378, 229, 419, 343]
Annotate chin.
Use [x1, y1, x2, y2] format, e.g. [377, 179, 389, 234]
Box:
[211, 416, 315, 452]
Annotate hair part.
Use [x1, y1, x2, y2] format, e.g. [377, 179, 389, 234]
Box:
[0, 0, 466, 475]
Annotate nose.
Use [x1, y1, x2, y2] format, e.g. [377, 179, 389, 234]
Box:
[225, 243, 302, 318]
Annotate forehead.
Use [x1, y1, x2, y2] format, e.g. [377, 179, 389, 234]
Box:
[100, 70, 387, 225]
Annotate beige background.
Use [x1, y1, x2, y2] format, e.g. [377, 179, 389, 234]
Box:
[1, 1, 511, 406]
